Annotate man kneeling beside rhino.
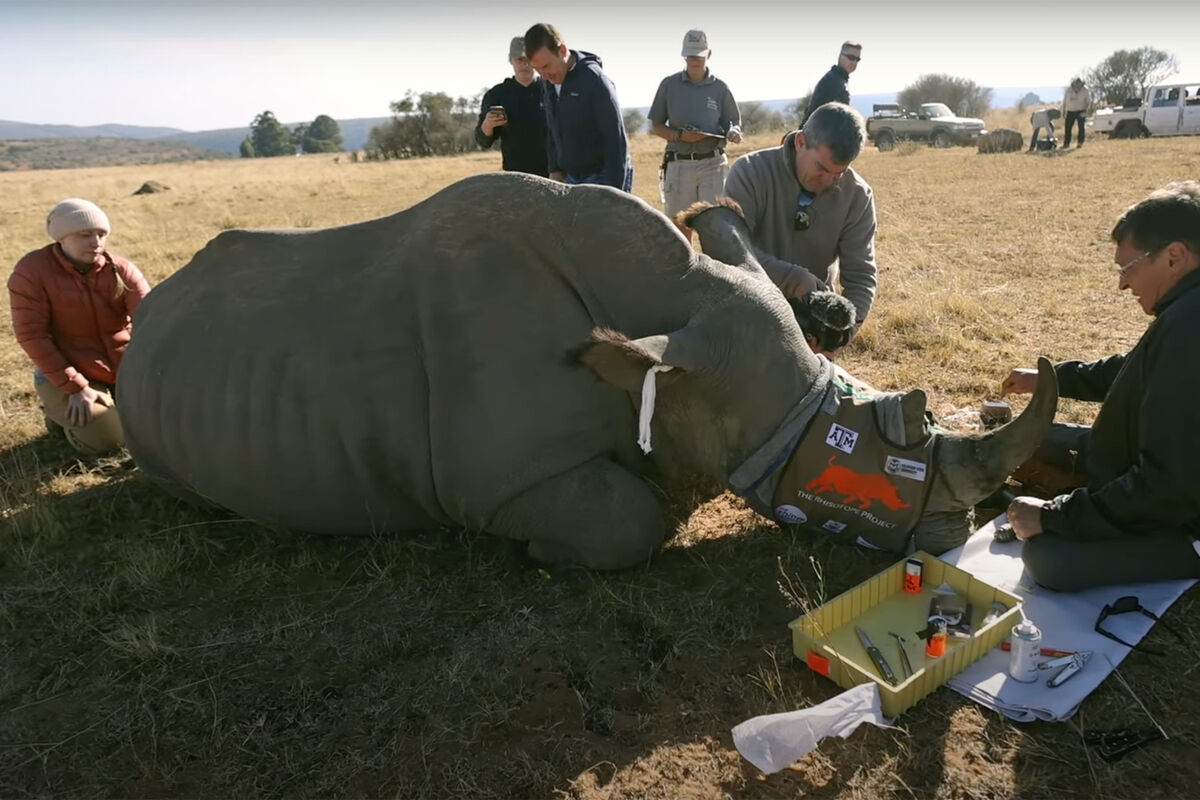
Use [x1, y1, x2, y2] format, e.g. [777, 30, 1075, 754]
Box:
[117, 173, 1055, 570]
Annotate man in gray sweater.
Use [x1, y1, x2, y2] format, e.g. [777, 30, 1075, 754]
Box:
[724, 103, 878, 335]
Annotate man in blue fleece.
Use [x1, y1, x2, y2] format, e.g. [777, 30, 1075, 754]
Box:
[524, 23, 632, 192]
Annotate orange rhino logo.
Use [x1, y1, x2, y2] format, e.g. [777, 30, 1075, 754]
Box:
[805, 456, 910, 511]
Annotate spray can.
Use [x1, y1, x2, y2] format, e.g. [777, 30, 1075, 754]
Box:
[903, 557, 923, 594]
[1008, 618, 1042, 682]
[925, 618, 948, 658]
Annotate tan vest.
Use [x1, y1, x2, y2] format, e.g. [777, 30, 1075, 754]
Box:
[771, 388, 935, 552]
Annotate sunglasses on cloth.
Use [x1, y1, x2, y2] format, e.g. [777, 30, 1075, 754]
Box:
[1094, 595, 1185, 655]
[794, 190, 815, 231]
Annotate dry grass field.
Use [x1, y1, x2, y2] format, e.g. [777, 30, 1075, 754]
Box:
[2, 120, 1200, 799]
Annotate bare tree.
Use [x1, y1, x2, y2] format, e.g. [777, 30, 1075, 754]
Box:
[738, 101, 786, 135]
[1084, 47, 1178, 105]
[898, 75, 992, 117]
[622, 108, 647, 136]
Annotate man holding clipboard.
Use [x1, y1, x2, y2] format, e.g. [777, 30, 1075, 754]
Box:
[648, 29, 742, 236]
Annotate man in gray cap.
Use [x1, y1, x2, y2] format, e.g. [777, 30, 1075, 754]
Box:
[475, 36, 549, 176]
[648, 28, 742, 235]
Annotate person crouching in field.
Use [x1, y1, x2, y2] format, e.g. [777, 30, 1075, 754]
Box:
[1000, 182, 1200, 591]
[7, 198, 150, 455]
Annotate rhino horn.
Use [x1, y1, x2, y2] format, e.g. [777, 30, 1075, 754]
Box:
[925, 357, 1059, 511]
[676, 199, 763, 275]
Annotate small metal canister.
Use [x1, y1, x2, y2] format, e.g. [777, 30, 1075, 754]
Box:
[1008, 618, 1042, 682]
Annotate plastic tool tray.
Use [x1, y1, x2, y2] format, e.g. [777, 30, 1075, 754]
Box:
[789, 550, 1023, 717]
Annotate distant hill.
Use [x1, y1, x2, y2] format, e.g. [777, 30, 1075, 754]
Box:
[0, 119, 185, 140]
[1, 116, 391, 156]
[0, 137, 231, 172]
[156, 116, 389, 154]
[1, 86, 1068, 169]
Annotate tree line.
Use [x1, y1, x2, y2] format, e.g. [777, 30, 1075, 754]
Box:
[364, 88, 790, 161]
[240, 112, 344, 158]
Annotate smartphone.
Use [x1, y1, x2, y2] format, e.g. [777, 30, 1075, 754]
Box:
[488, 105, 507, 117]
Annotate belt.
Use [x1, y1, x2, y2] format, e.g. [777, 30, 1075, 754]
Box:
[665, 149, 724, 162]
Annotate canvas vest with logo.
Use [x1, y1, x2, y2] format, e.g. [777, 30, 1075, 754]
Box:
[770, 388, 935, 552]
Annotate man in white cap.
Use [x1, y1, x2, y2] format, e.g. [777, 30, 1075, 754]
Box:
[8, 198, 151, 454]
[648, 28, 743, 235]
[474, 36, 549, 176]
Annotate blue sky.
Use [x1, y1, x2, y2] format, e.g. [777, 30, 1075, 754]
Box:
[3, 0, 1197, 130]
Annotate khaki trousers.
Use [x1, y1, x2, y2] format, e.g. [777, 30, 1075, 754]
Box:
[35, 379, 124, 455]
[661, 154, 729, 218]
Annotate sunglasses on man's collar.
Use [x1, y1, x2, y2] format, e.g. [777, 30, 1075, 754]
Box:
[794, 189, 815, 232]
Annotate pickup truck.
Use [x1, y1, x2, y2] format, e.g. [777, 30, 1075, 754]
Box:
[1090, 81, 1200, 138]
[865, 102, 987, 151]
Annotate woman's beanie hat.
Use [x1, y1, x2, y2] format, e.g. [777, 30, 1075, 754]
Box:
[46, 198, 110, 241]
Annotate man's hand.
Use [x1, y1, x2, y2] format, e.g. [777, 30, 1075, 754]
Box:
[726, 126, 743, 144]
[481, 109, 507, 137]
[1001, 367, 1039, 395]
[1006, 496, 1047, 540]
[549, 170, 565, 183]
[65, 385, 110, 428]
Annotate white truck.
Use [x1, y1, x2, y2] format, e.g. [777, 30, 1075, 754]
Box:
[1090, 81, 1200, 138]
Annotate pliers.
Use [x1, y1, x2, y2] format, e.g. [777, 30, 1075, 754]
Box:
[1083, 726, 1165, 762]
[1038, 650, 1092, 687]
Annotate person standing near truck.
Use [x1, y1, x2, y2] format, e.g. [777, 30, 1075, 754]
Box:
[1062, 77, 1090, 148]
[801, 41, 862, 125]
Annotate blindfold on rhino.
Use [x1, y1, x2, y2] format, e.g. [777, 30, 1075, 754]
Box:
[116, 174, 1056, 570]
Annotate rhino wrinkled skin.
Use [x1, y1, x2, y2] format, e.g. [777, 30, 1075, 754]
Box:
[118, 173, 1056, 569]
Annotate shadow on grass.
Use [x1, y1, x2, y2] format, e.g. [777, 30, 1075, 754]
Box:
[1, 460, 1194, 799]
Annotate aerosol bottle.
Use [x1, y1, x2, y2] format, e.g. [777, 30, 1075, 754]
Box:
[1008, 617, 1042, 683]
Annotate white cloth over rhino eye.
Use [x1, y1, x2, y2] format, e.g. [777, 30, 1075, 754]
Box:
[637, 364, 674, 454]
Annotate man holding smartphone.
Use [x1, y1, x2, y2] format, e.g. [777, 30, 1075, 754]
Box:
[475, 36, 549, 177]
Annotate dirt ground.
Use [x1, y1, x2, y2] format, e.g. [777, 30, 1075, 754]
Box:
[2, 131, 1200, 799]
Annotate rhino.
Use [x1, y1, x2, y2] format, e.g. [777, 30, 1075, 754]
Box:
[117, 173, 1056, 570]
[977, 128, 1024, 154]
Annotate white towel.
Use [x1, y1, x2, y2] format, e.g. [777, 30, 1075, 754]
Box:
[940, 517, 1195, 722]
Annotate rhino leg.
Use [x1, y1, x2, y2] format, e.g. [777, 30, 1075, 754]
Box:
[489, 456, 664, 570]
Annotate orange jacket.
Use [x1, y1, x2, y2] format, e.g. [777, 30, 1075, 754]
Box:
[8, 243, 151, 393]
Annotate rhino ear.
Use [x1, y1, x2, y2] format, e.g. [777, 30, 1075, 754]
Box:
[899, 389, 929, 446]
[577, 326, 706, 393]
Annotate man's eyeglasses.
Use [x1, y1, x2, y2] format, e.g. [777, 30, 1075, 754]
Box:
[1094, 595, 1184, 655]
[1117, 250, 1155, 275]
[794, 190, 815, 231]
[841, 53, 861, 62]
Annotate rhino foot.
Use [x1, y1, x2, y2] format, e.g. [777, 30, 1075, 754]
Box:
[489, 456, 665, 570]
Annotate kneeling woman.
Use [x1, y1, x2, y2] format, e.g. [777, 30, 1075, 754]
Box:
[8, 199, 151, 454]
